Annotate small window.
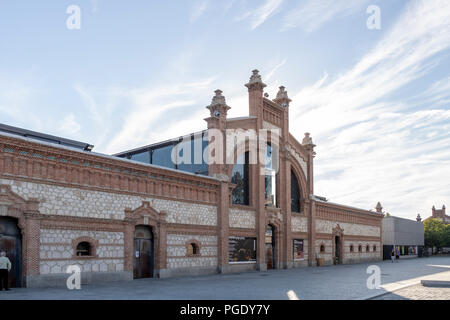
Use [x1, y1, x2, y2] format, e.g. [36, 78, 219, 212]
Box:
[373, 245, 377, 252]
[366, 245, 370, 252]
[350, 245, 354, 252]
[358, 245, 362, 253]
[320, 244, 325, 253]
[76, 242, 92, 256]
[187, 243, 199, 256]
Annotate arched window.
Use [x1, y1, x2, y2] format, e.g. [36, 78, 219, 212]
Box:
[373, 245, 377, 252]
[350, 245, 354, 252]
[366, 245, 370, 252]
[76, 242, 92, 256]
[231, 152, 249, 205]
[291, 170, 301, 212]
[320, 244, 325, 253]
[186, 241, 200, 256]
[358, 245, 362, 253]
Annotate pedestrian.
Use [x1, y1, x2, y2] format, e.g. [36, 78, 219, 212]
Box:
[0, 251, 11, 291]
[395, 248, 400, 263]
[391, 249, 395, 263]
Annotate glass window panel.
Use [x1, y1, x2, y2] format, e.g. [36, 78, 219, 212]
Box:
[291, 170, 301, 212]
[228, 237, 256, 262]
[293, 239, 304, 260]
[151, 145, 175, 169]
[231, 152, 249, 205]
[130, 150, 150, 164]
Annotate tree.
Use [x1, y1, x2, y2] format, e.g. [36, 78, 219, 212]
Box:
[424, 219, 449, 249]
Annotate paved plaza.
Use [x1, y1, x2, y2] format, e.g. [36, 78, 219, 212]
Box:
[0, 256, 449, 300]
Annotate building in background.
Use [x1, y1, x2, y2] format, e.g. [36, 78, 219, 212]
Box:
[424, 205, 449, 224]
[381, 205, 424, 260]
[0, 70, 383, 288]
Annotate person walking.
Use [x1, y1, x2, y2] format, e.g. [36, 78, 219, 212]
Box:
[0, 251, 11, 291]
[395, 247, 400, 263]
[391, 249, 395, 263]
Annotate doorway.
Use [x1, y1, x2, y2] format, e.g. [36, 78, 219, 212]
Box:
[265, 225, 275, 269]
[334, 236, 341, 265]
[133, 225, 154, 279]
[0, 217, 22, 288]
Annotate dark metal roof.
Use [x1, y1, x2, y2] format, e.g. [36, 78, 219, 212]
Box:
[0, 123, 94, 151]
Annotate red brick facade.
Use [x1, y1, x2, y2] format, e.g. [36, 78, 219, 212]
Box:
[0, 70, 383, 287]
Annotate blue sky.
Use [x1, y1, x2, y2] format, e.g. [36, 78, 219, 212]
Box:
[0, 0, 449, 219]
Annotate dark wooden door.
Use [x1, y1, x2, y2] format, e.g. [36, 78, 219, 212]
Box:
[133, 238, 153, 279]
[266, 243, 273, 269]
[265, 225, 275, 270]
[133, 226, 154, 279]
[0, 236, 20, 288]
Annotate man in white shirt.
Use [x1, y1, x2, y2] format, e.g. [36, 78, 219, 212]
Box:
[0, 251, 11, 291]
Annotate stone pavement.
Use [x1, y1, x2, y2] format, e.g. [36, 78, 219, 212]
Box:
[373, 284, 450, 300]
[0, 256, 449, 300]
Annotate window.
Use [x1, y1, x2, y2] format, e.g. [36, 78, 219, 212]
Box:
[293, 239, 304, 260]
[358, 245, 362, 253]
[231, 152, 249, 205]
[366, 245, 370, 252]
[265, 143, 278, 207]
[130, 150, 150, 164]
[176, 133, 209, 175]
[187, 243, 199, 256]
[291, 170, 301, 212]
[373, 245, 377, 252]
[151, 144, 175, 169]
[229, 237, 256, 262]
[76, 242, 92, 256]
[350, 245, 354, 252]
[320, 244, 325, 253]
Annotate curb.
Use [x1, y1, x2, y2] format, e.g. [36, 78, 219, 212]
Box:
[421, 280, 450, 287]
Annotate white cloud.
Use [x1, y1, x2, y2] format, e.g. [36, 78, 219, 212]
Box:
[190, 0, 209, 23]
[58, 113, 81, 135]
[289, 0, 450, 218]
[238, 0, 284, 30]
[282, 0, 370, 32]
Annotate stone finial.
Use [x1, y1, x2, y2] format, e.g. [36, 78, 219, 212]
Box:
[273, 86, 292, 107]
[376, 202, 383, 213]
[206, 89, 230, 118]
[245, 69, 266, 90]
[416, 214, 422, 222]
[302, 132, 314, 146]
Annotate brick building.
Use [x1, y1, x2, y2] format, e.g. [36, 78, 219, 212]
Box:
[424, 205, 449, 224]
[0, 70, 383, 288]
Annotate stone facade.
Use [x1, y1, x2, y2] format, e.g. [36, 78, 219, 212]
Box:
[0, 70, 384, 288]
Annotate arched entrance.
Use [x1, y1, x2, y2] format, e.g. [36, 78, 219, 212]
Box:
[133, 225, 154, 279]
[332, 224, 344, 265]
[334, 236, 341, 265]
[0, 217, 22, 288]
[265, 225, 275, 269]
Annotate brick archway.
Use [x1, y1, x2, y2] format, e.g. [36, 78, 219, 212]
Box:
[0, 184, 41, 287]
[124, 201, 167, 278]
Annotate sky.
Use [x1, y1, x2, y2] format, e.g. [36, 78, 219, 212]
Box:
[0, 0, 449, 220]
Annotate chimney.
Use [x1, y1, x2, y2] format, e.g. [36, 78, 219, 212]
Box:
[416, 214, 422, 222]
[375, 202, 383, 213]
[245, 69, 266, 120]
[443, 205, 446, 215]
[273, 86, 292, 138]
[432, 205, 436, 217]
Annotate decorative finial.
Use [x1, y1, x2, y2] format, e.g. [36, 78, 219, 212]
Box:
[245, 69, 266, 90]
[376, 202, 383, 213]
[416, 214, 422, 222]
[302, 132, 313, 146]
[206, 89, 230, 118]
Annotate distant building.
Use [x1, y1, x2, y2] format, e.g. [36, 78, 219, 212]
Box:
[424, 205, 450, 224]
[381, 205, 425, 260]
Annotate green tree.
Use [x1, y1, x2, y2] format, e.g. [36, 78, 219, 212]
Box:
[424, 219, 449, 249]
